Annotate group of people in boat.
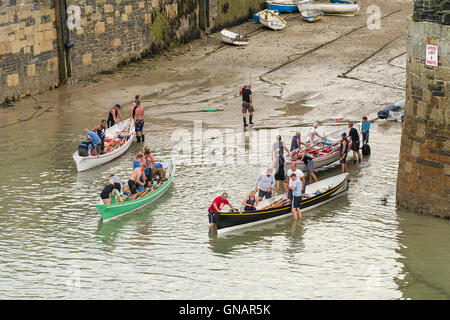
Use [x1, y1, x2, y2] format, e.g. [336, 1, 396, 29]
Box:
[208, 117, 371, 227]
[100, 146, 168, 205]
[77, 95, 147, 158]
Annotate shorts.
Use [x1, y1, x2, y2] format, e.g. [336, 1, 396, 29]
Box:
[351, 140, 360, 152]
[258, 189, 272, 200]
[135, 119, 145, 133]
[340, 153, 348, 164]
[306, 159, 315, 173]
[241, 101, 254, 114]
[100, 190, 111, 199]
[94, 141, 102, 155]
[107, 120, 115, 128]
[128, 180, 138, 195]
[208, 209, 219, 224]
[292, 196, 302, 209]
[362, 132, 369, 143]
[275, 167, 285, 181]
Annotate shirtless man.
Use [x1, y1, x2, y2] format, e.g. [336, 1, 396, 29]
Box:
[130, 95, 141, 121]
[128, 162, 147, 200]
[134, 100, 145, 143]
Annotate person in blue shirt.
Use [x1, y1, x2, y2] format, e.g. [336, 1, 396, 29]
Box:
[361, 116, 370, 145]
[289, 173, 303, 221]
[84, 129, 102, 155]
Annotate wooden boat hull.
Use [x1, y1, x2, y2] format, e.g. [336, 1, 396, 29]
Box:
[217, 173, 349, 234]
[284, 124, 360, 172]
[96, 159, 175, 222]
[220, 29, 249, 46]
[259, 9, 287, 30]
[73, 118, 135, 172]
[301, 9, 324, 22]
[298, 3, 360, 14]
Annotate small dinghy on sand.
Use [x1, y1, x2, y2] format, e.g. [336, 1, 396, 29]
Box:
[220, 29, 249, 46]
[258, 9, 287, 30]
[301, 9, 324, 22]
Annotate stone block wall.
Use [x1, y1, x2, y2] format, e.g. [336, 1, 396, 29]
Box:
[209, 0, 265, 32]
[0, 0, 60, 102]
[396, 18, 450, 218]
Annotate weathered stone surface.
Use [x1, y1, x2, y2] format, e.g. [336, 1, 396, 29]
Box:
[396, 18, 450, 218]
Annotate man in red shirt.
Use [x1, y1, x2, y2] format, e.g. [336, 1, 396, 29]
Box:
[208, 193, 237, 228]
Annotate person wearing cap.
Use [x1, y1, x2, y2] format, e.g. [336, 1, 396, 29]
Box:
[338, 132, 349, 173]
[309, 122, 324, 146]
[255, 168, 276, 201]
[107, 104, 124, 128]
[208, 193, 237, 228]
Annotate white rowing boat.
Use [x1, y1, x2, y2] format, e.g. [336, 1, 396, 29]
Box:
[298, 2, 360, 15]
[258, 9, 287, 30]
[73, 118, 135, 172]
[301, 9, 324, 22]
[220, 29, 249, 46]
[284, 124, 360, 172]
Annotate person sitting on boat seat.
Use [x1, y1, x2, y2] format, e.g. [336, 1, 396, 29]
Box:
[78, 140, 97, 157]
[128, 162, 147, 200]
[100, 178, 121, 205]
[152, 163, 166, 181]
[242, 190, 259, 211]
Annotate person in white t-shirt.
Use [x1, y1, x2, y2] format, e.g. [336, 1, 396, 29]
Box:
[286, 163, 305, 200]
[309, 122, 324, 146]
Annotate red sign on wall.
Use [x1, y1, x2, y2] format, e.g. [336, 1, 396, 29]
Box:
[425, 45, 438, 67]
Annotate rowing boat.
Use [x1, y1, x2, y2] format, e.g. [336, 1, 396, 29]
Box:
[267, 0, 311, 13]
[258, 9, 287, 30]
[284, 123, 360, 172]
[216, 173, 349, 234]
[220, 29, 249, 46]
[298, 3, 360, 15]
[97, 158, 175, 222]
[253, 9, 279, 23]
[73, 118, 135, 172]
[301, 9, 324, 22]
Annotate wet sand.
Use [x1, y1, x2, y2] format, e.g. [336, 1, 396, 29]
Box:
[0, 0, 412, 131]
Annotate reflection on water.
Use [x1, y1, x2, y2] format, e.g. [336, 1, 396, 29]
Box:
[0, 112, 449, 299]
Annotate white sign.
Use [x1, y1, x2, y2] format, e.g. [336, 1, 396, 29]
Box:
[425, 44, 438, 67]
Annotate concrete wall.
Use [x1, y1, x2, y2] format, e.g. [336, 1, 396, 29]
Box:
[396, 18, 450, 218]
[0, 0, 266, 104]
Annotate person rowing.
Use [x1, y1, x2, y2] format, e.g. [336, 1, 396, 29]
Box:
[128, 162, 147, 200]
[208, 193, 237, 228]
[107, 104, 123, 128]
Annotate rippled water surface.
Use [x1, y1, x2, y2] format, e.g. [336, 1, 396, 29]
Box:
[0, 113, 449, 299]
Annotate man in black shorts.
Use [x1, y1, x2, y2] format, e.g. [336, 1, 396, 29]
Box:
[240, 85, 254, 127]
[348, 122, 361, 164]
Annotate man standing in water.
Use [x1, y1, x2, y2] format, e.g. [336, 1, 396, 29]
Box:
[338, 132, 349, 173]
[289, 173, 303, 221]
[240, 85, 254, 127]
[348, 122, 361, 164]
[208, 193, 237, 228]
[134, 100, 145, 143]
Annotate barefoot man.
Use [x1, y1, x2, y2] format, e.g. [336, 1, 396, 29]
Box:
[128, 162, 147, 200]
[134, 100, 145, 143]
[289, 173, 303, 221]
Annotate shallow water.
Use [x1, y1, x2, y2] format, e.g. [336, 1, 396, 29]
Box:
[0, 110, 448, 299]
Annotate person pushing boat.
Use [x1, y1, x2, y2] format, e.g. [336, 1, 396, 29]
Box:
[208, 193, 237, 228]
[290, 131, 307, 151]
[91, 119, 106, 154]
[107, 104, 123, 128]
[84, 128, 102, 156]
[309, 122, 324, 146]
[297, 150, 318, 184]
[128, 162, 147, 200]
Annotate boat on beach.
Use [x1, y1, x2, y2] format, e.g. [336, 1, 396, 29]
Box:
[253, 9, 279, 23]
[96, 158, 175, 222]
[377, 99, 405, 122]
[284, 123, 360, 172]
[258, 9, 287, 30]
[73, 118, 135, 172]
[301, 9, 324, 22]
[267, 0, 310, 13]
[298, 2, 360, 16]
[220, 29, 249, 46]
[216, 173, 349, 234]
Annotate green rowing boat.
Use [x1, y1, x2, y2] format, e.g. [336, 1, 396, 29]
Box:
[96, 159, 175, 222]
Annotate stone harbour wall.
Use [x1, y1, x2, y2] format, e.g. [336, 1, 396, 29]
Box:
[0, 0, 265, 104]
[396, 18, 450, 218]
